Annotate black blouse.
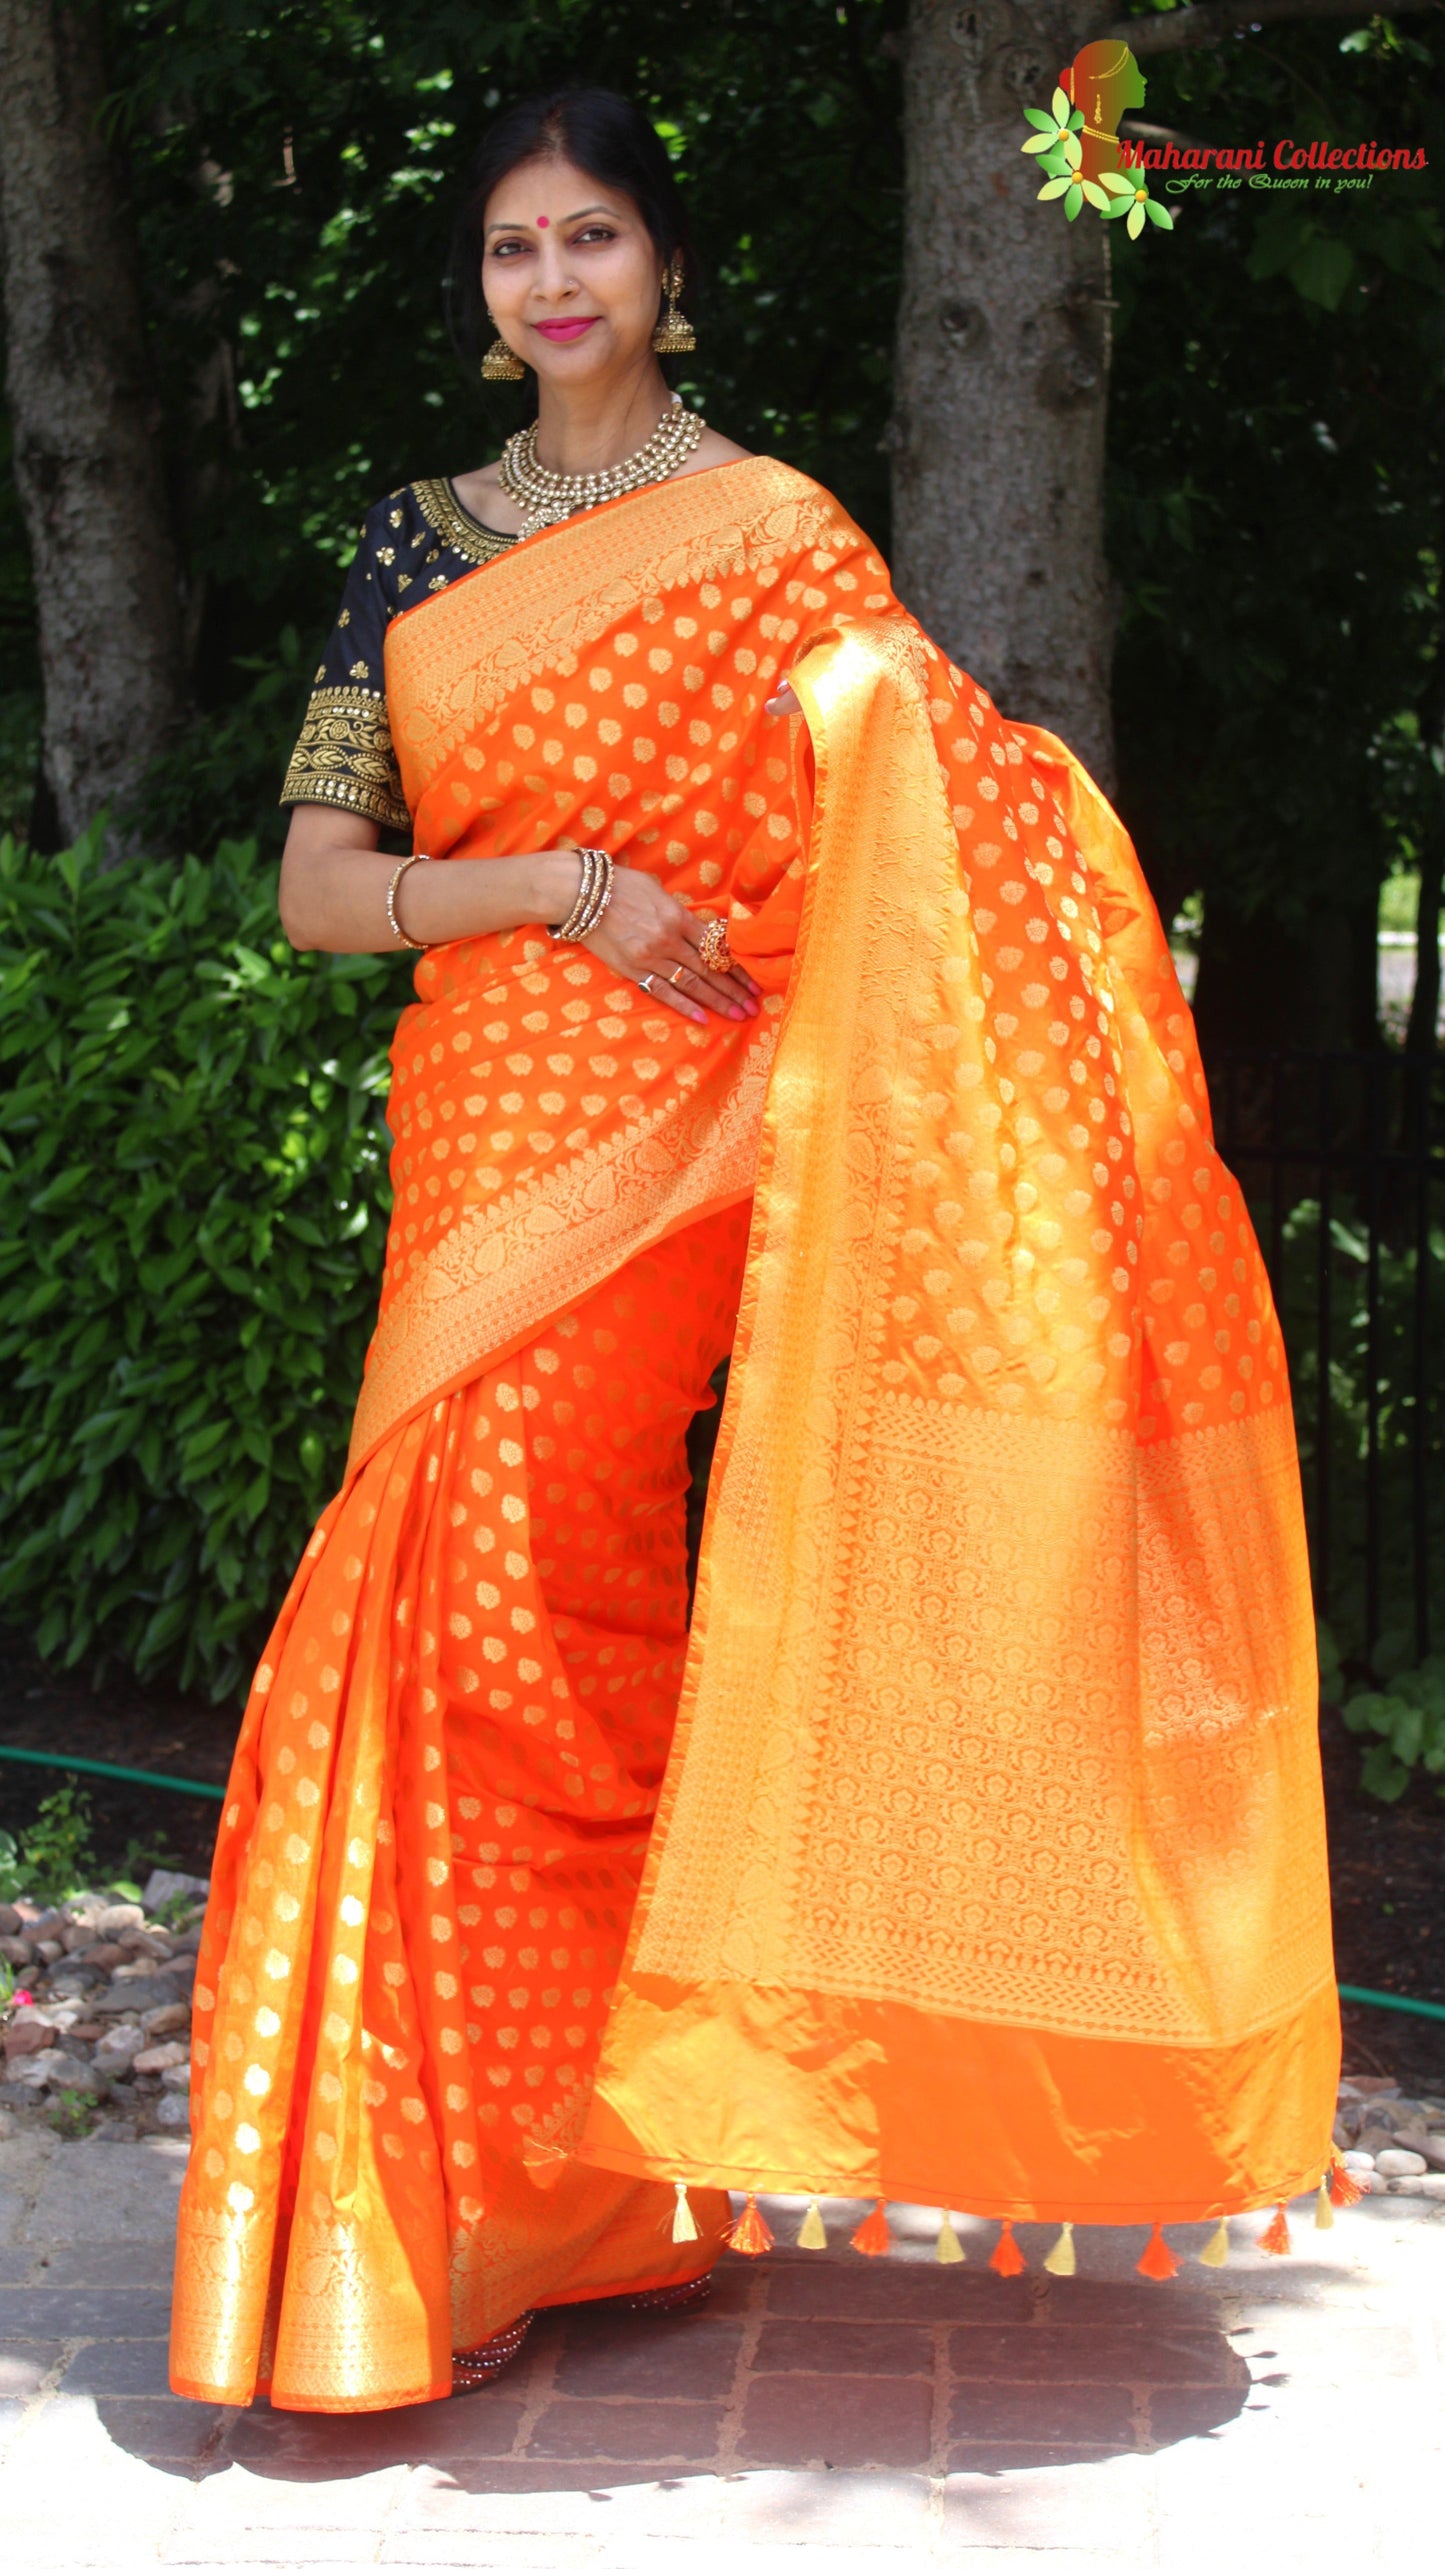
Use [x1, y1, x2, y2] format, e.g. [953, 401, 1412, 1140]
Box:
[280, 479, 519, 831]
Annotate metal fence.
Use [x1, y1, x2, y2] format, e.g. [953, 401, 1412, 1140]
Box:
[1212, 1050, 1445, 1673]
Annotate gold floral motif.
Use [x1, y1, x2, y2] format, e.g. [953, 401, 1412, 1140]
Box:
[389, 507, 404, 528]
[411, 478, 520, 568]
[349, 659, 370, 681]
[280, 685, 409, 829]
[338, 608, 351, 627]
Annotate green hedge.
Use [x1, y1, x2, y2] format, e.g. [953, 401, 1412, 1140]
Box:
[0, 833, 408, 1704]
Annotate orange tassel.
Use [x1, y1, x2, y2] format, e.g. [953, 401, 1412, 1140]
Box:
[1257, 2205, 1292, 2256]
[1135, 2221, 1180, 2281]
[727, 2192, 775, 2256]
[989, 2217, 1027, 2276]
[850, 2198, 893, 2256]
[1329, 2158, 1365, 2210]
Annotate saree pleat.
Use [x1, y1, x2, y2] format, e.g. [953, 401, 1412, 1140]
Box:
[174, 456, 1337, 2413]
[171, 1209, 748, 2410]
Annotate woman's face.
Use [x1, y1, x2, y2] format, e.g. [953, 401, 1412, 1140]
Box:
[482, 155, 666, 383]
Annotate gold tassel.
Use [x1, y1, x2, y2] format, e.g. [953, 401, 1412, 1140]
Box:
[671, 2180, 700, 2244]
[1314, 2177, 1335, 2232]
[727, 2192, 775, 2256]
[1198, 2218, 1230, 2268]
[850, 2198, 893, 2255]
[1043, 2221, 1076, 2277]
[935, 2211, 965, 2264]
[796, 2199, 828, 2251]
[989, 2217, 1027, 2276]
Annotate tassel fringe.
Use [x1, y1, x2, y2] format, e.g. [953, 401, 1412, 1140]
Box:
[1329, 2156, 1365, 2210]
[728, 2193, 775, 2256]
[935, 2211, 965, 2265]
[1043, 2221, 1076, 2277]
[796, 2199, 828, 2251]
[1136, 2221, 1180, 2281]
[1257, 2205, 1292, 2257]
[1314, 2177, 1335, 2232]
[1198, 2218, 1230, 2267]
[671, 2180, 700, 2244]
[850, 2198, 893, 2256]
[989, 2217, 1027, 2276]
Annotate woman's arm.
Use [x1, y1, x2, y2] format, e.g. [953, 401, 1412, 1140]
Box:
[276, 808, 761, 1022]
[278, 806, 583, 954]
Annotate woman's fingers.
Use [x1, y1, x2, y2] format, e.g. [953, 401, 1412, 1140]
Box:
[765, 681, 802, 718]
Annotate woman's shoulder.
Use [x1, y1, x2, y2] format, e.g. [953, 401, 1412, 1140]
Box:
[353, 479, 522, 598]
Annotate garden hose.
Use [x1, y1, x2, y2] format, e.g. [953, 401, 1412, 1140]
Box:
[3, 1744, 1445, 2026]
[0, 1742, 224, 1801]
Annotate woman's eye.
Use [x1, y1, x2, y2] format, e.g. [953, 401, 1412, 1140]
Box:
[574, 226, 615, 244]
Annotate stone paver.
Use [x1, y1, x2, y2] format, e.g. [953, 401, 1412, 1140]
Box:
[0, 2125, 1439, 2567]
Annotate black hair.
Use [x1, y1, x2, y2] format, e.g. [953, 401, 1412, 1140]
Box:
[446, 87, 700, 391]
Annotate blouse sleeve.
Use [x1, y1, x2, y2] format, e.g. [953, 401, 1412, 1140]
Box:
[279, 498, 410, 830]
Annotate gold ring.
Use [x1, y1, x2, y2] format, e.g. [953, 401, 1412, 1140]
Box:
[697, 917, 734, 975]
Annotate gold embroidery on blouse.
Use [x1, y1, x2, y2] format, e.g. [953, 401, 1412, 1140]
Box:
[280, 686, 409, 829]
[349, 658, 371, 681]
[376, 546, 396, 566]
[411, 477, 521, 569]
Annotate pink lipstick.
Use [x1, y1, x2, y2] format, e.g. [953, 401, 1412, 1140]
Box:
[533, 317, 599, 343]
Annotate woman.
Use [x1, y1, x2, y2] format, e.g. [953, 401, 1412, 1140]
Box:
[170, 87, 1340, 2417]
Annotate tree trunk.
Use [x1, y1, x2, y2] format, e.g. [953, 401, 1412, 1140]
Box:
[890, 0, 1117, 788]
[0, 0, 185, 852]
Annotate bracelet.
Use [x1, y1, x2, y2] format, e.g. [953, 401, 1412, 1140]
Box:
[387, 852, 431, 950]
[547, 846, 614, 943]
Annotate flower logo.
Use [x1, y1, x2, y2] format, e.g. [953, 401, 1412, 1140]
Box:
[1021, 44, 1174, 239]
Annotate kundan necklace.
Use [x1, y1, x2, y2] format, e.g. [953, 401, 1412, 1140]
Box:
[498, 393, 704, 535]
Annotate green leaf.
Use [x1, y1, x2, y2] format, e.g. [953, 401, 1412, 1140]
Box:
[1360, 1743, 1411, 1803]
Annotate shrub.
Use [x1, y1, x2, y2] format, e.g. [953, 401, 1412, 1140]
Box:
[0, 831, 407, 1702]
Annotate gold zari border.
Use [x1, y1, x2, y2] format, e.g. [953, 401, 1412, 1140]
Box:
[280, 685, 409, 830]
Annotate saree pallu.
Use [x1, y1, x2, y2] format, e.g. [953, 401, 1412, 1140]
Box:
[171, 457, 1337, 2414]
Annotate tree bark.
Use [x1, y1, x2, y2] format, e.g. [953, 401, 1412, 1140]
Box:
[0, 0, 185, 851]
[890, 0, 1118, 787]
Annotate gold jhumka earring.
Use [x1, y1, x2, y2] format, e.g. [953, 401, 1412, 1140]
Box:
[480, 317, 525, 381]
[651, 255, 696, 354]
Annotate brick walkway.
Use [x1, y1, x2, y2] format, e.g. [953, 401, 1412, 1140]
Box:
[1, 2127, 1439, 2565]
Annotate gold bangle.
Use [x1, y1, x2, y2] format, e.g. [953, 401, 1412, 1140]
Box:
[387, 852, 431, 950]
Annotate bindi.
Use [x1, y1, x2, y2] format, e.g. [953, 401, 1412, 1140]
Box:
[536, 214, 550, 228]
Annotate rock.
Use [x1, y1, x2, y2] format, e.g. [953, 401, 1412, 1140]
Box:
[1364, 2169, 1391, 2194]
[0, 2106, 14, 2137]
[0, 1936, 31, 1968]
[143, 1868, 210, 1915]
[35, 1939, 63, 1964]
[78, 1943, 128, 1973]
[90, 1971, 189, 2017]
[1375, 2147, 1428, 2178]
[154, 2090, 190, 2128]
[92, 2119, 137, 2142]
[132, 2040, 189, 2077]
[1332, 2115, 1354, 2150]
[0, 1903, 20, 1937]
[1342, 2150, 1377, 2172]
[2, 2019, 54, 2062]
[140, 2001, 190, 2038]
[111, 1958, 160, 1983]
[45, 2054, 103, 2094]
[1416, 2173, 1445, 2198]
[1423, 2137, 1445, 2171]
[93, 1903, 145, 1935]
[60, 1924, 96, 1954]
[1350, 2076, 1402, 2096]
[94, 2025, 146, 2072]
[161, 2060, 192, 2091]
[7, 2049, 65, 2089]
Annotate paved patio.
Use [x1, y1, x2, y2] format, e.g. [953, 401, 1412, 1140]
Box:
[0, 2124, 1437, 2567]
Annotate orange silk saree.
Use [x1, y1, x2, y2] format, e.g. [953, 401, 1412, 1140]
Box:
[170, 457, 1338, 2415]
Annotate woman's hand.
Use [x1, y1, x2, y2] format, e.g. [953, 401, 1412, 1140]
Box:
[765, 681, 802, 718]
[578, 862, 760, 1024]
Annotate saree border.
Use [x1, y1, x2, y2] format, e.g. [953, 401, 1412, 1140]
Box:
[346, 1018, 777, 1476]
[384, 457, 855, 800]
